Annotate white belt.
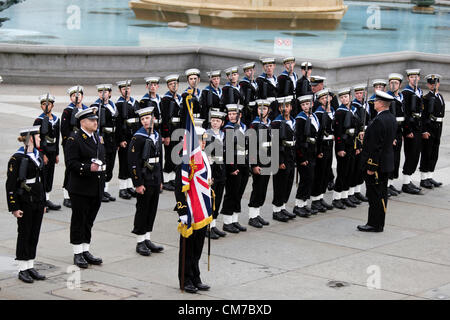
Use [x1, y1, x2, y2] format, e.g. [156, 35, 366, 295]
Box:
[283, 140, 295, 146]
[346, 128, 355, 135]
[26, 178, 36, 184]
[323, 135, 334, 141]
[211, 156, 223, 163]
[154, 119, 162, 124]
[249, 101, 256, 106]
[147, 157, 160, 164]
[412, 113, 421, 118]
[98, 165, 106, 172]
[307, 137, 316, 144]
[171, 117, 180, 123]
[262, 141, 271, 148]
[45, 136, 56, 144]
[396, 117, 405, 122]
[237, 150, 248, 156]
[103, 127, 115, 133]
[126, 118, 140, 124]
[364, 126, 367, 130]
[431, 117, 443, 123]
[193, 113, 200, 118]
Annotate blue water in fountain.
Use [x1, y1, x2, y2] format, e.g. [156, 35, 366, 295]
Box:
[0, 0, 449, 59]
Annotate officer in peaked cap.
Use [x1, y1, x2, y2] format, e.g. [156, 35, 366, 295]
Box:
[367, 79, 387, 120]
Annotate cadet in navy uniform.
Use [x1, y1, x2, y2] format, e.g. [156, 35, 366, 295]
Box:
[180, 69, 203, 129]
[6, 126, 47, 283]
[293, 95, 320, 217]
[205, 110, 228, 239]
[271, 97, 297, 222]
[92, 84, 117, 202]
[33, 94, 61, 211]
[140, 77, 162, 126]
[221, 66, 242, 107]
[115, 80, 140, 200]
[419, 74, 445, 189]
[367, 79, 387, 121]
[161, 74, 183, 191]
[296, 62, 313, 98]
[221, 104, 249, 234]
[61, 85, 88, 208]
[200, 70, 224, 123]
[358, 91, 397, 232]
[247, 100, 272, 228]
[310, 89, 335, 212]
[128, 107, 164, 256]
[256, 58, 278, 120]
[65, 107, 105, 269]
[401, 69, 423, 194]
[332, 88, 359, 209]
[386, 73, 405, 196]
[277, 57, 298, 115]
[239, 62, 259, 126]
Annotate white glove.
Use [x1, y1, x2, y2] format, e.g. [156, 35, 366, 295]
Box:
[179, 215, 188, 225]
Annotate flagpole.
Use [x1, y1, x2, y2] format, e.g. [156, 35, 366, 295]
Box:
[207, 224, 211, 271]
[181, 235, 186, 292]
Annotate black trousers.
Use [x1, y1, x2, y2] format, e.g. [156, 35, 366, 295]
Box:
[296, 161, 315, 201]
[365, 171, 389, 229]
[118, 144, 130, 180]
[351, 152, 364, 188]
[178, 226, 207, 287]
[272, 162, 295, 207]
[312, 153, 332, 197]
[211, 180, 225, 219]
[104, 149, 117, 183]
[62, 145, 69, 190]
[389, 134, 403, 180]
[69, 193, 101, 245]
[402, 131, 422, 176]
[132, 185, 160, 235]
[335, 148, 354, 193]
[43, 152, 57, 193]
[248, 168, 271, 208]
[420, 132, 442, 173]
[16, 202, 45, 261]
[221, 165, 249, 215]
[163, 141, 178, 175]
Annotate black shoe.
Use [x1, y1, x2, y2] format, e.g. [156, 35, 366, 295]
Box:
[74, 253, 89, 268]
[63, 199, 72, 208]
[83, 251, 103, 265]
[101, 194, 110, 202]
[387, 188, 396, 197]
[428, 178, 442, 187]
[46, 200, 61, 211]
[162, 182, 175, 191]
[127, 187, 137, 197]
[223, 223, 240, 233]
[342, 198, 356, 208]
[136, 242, 151, 256]
[402, 183, 422, 195]
[273, 211, 289, 222]
[311, 200, 327, 213]
[104, 192, 116, 202]
[409, 182, 422, 192]
[18, 270, 34, 283]
[212, 227, 226, 237]
[183, 283, 198, 294]
[332, 199, 346, 210]
[293, 206, 311, 218]
[281, 209, 296, 219]
[420, 179, 434, 189]
[327, 181, 335, 191]
[388, 185, 399, 196]
[206, 228, 220, 239]
[119, 189, 132, 200]
[233, 222, 247, 232]
[256, 215, 270, 226]
[320, 199, 334, 210]
[145, 240, 164, 252]
[354, 192, 369, 202]
[194, 282, 210, 291]
[306, 206, 318, 215]
[389, 185, 402, 194]
[248, 217, 263, 228]
[357, 224, 383, 232]
[28, 268, 46, 280]
[349, 195, 362, 205]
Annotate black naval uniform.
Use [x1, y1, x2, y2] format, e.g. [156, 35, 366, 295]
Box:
[33, 112, 60, 205]
[256, 73, 278, 120]
[239, 76, 258, 127]
[221, 82, 242, 111]
[387, 90, 405, 186]
[140, 93, 162, 127]
[128, 126, 163, 254]
[296, 75, 311, 98]
[278, 70, 299, 116]
[360, 109, 397, 231]
[6, 147, 46, 280]
[200, 85, 224, 119]
[180, 87, 203, 128]
[271, 114, 296, 221]
[420, 90, 445, 182]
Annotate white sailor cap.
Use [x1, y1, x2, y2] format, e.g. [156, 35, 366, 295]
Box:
[372, 79, 387, 87]
[225, 66, 239, 76]
[310, 76, 326, 85]
[388, 73, 404, 82]
[226, 104, 241, 113]
[260, 57, 276, 65]
[75, 107, 98, 120]
[144, 77, 160, 84]
[136, 106, 154, 118]
[67, 85, 84, 95]
[0, 75, 3, 83]
[96, 84, 112, 91]
[301, 62, 313, 69]
[277, 96, 293, 104]
[116, 80, 132, 88]
[193, 118, 205, 127]
[165, 74, 180, 83]
[352, 84, 367, 92]
[283, 56, 295, 63]
[338, 88, 351, 96]
[185, 68, 201, 77]
[316, 88, 329, 99]
[207, 70, 221, 78]
[406, 69, 421, 76]
[425, 74, 441, 83]
[375, 90, 394, 102]
[20, 126, 40, 136]
[242, 62, 256, 71]
[298, 95, 313, 104]
[210, 110, 226, 119]
[195, 126, 206, 137]
[39, 94, 56, 103]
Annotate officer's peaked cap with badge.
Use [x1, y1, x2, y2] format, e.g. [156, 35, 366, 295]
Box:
[310, 75, 326, 86]
[75, 107, 99, 120]
[426, 74, 441, 84]
[301, 61, 313, 70]
[374, 90, 394, 102]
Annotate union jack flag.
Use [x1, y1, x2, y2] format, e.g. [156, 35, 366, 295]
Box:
[178, 94, 213, 238]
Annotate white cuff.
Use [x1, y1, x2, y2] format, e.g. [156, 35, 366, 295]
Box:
[145, 232, 151, 240]
[403, 174, 411, 185]
[137, 235, 146, 243]
[119, 179, 128, 190]
[223, 215, 233, 225]
[18, 260, 28, 272]
[73, 244, 83, 254]
[27, 260, 34, 270]
[333, 191, 341, 200]
[248, 207, 260, 219]
[232, 213, 239, 223]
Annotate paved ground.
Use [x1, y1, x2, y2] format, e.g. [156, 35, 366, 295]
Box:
[0, 83, 449, 300]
